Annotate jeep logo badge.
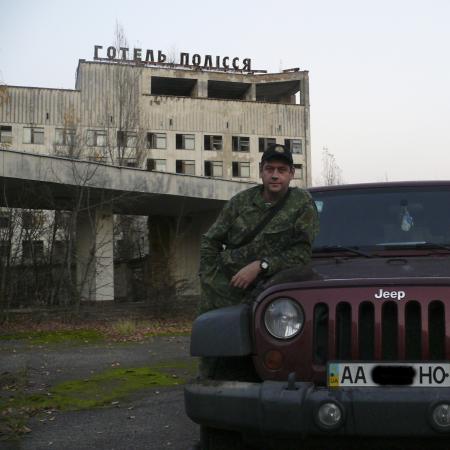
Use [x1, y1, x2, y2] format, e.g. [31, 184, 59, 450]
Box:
[374, 288, 406, 300]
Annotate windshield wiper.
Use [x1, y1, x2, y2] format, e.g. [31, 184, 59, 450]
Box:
[406, 242, 450, 251]
[313, 245, 372, 258]
[378, 242, 450, 251]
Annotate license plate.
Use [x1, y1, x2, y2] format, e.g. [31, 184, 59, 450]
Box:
[328, 362, 450, 387]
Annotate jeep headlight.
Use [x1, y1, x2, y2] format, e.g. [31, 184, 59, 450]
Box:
[264, 298, 304, 339]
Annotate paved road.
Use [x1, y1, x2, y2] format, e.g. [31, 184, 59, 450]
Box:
[0, 335, 199, 450]
[4, 336, 445, 450]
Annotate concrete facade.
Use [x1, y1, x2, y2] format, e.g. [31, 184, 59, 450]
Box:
[0, 60, 311, 186]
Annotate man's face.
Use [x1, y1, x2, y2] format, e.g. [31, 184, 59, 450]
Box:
[260, 159, 294, 197]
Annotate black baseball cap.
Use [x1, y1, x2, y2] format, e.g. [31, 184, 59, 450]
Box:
[261, 144, 293, 166]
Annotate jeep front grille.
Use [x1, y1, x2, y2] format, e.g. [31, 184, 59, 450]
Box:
[313, 300, 446, 364]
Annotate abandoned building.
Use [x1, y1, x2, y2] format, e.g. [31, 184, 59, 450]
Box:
[0, 55, 310, 185]
[0, 52, 311, 305]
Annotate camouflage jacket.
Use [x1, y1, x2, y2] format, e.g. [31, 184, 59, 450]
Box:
[200, 185, 319, 281]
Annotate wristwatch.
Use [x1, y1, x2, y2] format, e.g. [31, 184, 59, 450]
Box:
[260, 259, 269, 272]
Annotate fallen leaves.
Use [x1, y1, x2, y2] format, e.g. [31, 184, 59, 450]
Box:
[0, 318, 192, 343]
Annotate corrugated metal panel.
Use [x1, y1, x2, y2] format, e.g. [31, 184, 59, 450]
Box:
[0, 87, 80, 126]
[138, 96, 303, 136]
[1, 85, 304, 137]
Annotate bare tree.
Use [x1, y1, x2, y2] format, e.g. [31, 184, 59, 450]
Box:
[0, 24, 175, 316]
[146, 211, 193, 315]
[321, 146, 344, 186]
[167, 45, 178, 65]
[103, 21, 146, 168]
[53, 104, 81, 159]
[0, 207, 20, 318]
[46, 22, 149, 307]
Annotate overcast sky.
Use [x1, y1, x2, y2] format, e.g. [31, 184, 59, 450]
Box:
[2, 0, 449, 184]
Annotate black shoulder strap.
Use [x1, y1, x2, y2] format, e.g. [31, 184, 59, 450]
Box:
[231, 188, 291, 249]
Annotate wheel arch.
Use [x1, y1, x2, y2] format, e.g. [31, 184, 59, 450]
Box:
[190, 304, 252, 357]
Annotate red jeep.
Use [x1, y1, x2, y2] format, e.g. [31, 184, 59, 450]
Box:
[185, 181, 450, 449]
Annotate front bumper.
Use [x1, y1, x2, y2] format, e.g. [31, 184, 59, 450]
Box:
[184, 380, 450, 437]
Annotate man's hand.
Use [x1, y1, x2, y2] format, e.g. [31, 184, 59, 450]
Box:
[230, 261, 261, 289]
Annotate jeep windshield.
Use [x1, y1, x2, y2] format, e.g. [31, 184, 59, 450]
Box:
[310, 185, 450, 254]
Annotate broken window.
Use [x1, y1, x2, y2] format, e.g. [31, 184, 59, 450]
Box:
[232, 161, 250, 178]
[294, 164, 303, 179]
[23, 127, 44, 145]
[0, 241, 10, 259]
[22, 211, 33, 229]
[87, 129, 106, 147]
[123, 158, 137, 168]
[259, 137, 277, 153]
[285, 138, 302, 154]
[204, 161, 223, 177]
[0, 212, 10, 228]
[256, 81, 300, 103]
[22, 211, 44, 229]
[232, 136, 250, 152]
[117, 130, 137, 148]
[207, 81, 251, 100]
[55, 211, 71, 229]
[151, 77, 197, 96]
[117, 131, 126, 147]
[146, 159, 167, 172]
[0, 125, 12, 144]
[52, 240, 67, 263]
[147, 132, 167, 149]
[176, 160, 195, 175]
[116, 239, 132, 260]
[204, 135, 223, 151]
[55, 128, 76, 146]
[176, 134, 195, 150]
[22, 240, 44, 260]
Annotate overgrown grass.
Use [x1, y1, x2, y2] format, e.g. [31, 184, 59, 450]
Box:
[112, 319, 137, 336]
[144, 330, 191, 337]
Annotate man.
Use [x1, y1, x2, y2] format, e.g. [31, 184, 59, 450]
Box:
[199, 144, 319, 314]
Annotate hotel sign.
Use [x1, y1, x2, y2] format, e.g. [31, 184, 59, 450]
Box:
[93, 45, 256, 73]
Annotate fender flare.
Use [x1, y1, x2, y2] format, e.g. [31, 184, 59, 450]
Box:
[190, 304, 252, 357]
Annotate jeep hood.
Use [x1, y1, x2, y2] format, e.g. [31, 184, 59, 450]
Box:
[311, 255, 450, 281]
[263, 254, 450, 289]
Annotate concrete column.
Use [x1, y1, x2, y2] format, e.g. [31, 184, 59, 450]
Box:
[76, 206, 114, 301]
[300, 75, 309, 107]
[148, 215, 173, 287]
[194, 79, 208, 98]
[148, 211, 219, 297]
[244, 84, 256, 101]
[301, 73, 312, 187]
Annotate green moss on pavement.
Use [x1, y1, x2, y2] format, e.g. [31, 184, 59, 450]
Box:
[17, 366, 180, 412]
[0, 362, 193, 440]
